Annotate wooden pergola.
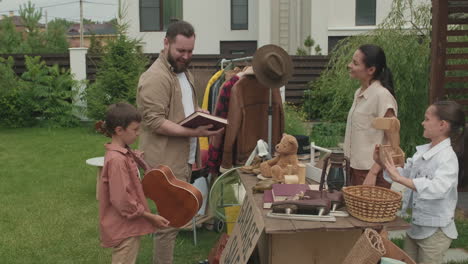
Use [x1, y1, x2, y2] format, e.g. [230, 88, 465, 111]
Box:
[429, 0, 468, 187]
[430, 0, 468, 111]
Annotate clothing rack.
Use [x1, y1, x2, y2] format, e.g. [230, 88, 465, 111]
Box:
[220, 55, 276, 155]
[220, 56, 253, 70]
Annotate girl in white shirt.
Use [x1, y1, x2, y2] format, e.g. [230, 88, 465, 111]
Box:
[377, 100, 466, 264]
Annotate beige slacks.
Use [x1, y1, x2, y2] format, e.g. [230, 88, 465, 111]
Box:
[112, 236, 141, 264]
[404, 229, 452, 264]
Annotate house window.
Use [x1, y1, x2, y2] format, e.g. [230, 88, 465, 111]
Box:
[231, 0, 248, 30]
[328, 36, 349, 54]
[140, 0, 182, 32]
[220, 41, 257, 55]
[355, 0, 376, 26]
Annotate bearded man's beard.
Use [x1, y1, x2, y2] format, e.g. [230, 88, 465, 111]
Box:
[167, 51, 191, 73]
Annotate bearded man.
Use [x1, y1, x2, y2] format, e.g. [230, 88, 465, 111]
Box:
[136, 20, 222, 264]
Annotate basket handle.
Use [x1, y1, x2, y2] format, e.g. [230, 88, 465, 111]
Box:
[344, 156, 350, 187]
[319, 153, 330, 191]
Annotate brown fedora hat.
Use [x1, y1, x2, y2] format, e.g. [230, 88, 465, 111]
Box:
[252, 44, 293, 89]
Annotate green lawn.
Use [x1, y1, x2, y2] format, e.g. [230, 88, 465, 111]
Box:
[0, 126, 220, 263]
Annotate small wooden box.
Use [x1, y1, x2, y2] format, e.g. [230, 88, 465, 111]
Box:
[380, 145, 405, 167]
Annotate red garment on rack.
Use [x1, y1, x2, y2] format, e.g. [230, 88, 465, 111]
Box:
[207, 75, 240, 173]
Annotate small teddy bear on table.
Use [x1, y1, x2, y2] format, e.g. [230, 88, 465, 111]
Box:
[260, 133, 299, 182]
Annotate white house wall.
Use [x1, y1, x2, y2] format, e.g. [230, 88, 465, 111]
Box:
[123, 0, 258, 54]
[327, 0, 392, 36]
[124, 0, 430, 55]
[123, 0, 166, 53]
[184, 0, 258, 54]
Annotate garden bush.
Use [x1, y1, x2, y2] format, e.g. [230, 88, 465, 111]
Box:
[0, 57, 35, 127]
[284, 103, 311, 137]
[0, 56, 78, 127]
[283, 104, 344, 149]
[310, 122, 346, 148]
[21, 56, 78, 127]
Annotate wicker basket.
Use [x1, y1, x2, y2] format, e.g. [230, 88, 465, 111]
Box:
[342, 185, 402, 223]
[342, 228, 386, 264]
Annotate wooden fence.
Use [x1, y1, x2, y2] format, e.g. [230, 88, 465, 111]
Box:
[1, 53, 329, 104]
[0, 53, 70, 76]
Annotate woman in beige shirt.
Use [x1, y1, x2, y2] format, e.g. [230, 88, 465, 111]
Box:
[343, 44, 398, 188]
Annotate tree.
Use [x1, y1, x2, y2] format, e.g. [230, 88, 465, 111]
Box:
[85, 9, 148, 119]
[106, 18, 118, 26]
[44, 19, 69, 53]
[48, 18, 74, 30]
[19, 1, 43, 53]
[0, 1, 69, 54]
[0, 17, 23, 53]
[88, 34, 105, 55]
[83, 18, 98, 24]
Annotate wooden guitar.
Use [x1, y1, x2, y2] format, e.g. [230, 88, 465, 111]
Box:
[141, 165, 203, 228]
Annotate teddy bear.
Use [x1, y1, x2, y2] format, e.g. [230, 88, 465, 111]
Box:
[260, 133, 299, 182]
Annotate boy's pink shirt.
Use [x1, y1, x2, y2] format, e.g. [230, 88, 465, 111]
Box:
[99, 143, 155, 248]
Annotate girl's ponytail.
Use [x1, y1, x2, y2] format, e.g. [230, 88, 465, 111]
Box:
[433, 101, 466, 188]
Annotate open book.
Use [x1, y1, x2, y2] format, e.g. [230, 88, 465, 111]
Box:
[178, 111, 228, 131]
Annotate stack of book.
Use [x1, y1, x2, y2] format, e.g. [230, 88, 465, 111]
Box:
[263, 184, 312, 209]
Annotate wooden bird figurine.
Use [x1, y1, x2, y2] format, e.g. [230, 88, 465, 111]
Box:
[372, 117, 405, 167]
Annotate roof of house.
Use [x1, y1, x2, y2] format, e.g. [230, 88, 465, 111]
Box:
[67, 23, 117, 36]
[0, 15, 45, 28]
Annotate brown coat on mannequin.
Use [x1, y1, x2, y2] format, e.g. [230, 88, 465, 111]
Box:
[221, 76, 284, 169]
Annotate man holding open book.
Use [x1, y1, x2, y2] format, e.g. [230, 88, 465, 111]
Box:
[136, 20, 223, 264]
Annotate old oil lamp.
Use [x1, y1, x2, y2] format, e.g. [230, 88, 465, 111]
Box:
[319, 150, 350, 191]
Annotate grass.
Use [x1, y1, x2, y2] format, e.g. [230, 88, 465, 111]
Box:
[0, 126, 221, 263]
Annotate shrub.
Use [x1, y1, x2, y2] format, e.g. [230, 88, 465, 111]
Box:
[310, 122, 346, 148]
[304, 0, 431, 155]
[0, 56, 78, 127]
[284, 103, 311, 137]
[20, 56, 79, 127]
[85, 32, 148, 120]
[0, 57, 36, 127]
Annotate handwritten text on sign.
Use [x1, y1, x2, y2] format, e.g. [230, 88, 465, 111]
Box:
[221, 187, 264, 264]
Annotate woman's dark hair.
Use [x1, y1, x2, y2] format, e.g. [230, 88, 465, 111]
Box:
[358, 44, 395, 98]
[432, 100, 466, 187]
[104, 102, 141, 135]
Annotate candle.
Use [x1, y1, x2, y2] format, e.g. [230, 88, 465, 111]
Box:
[284, 175, 299, 184]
